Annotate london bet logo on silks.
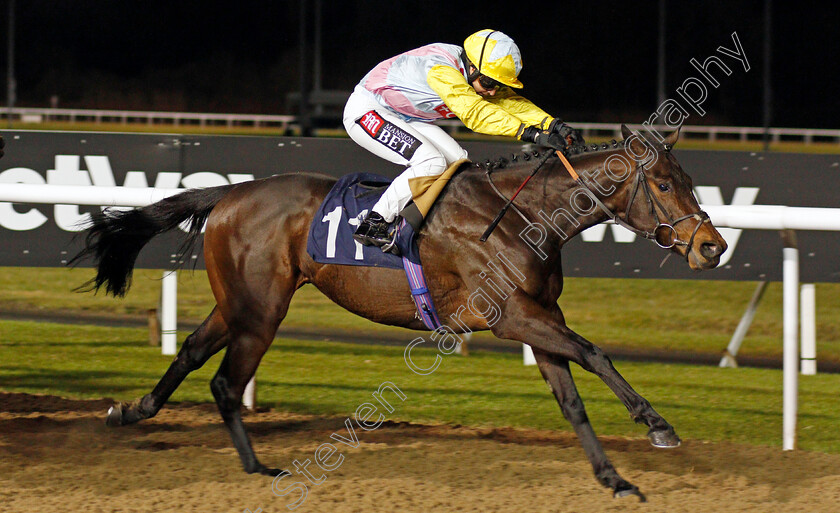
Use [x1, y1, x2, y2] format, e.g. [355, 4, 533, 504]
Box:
[357, 111, 421, 159]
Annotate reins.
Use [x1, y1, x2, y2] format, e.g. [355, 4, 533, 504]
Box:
[480, 149, 554, 242]
[481, 146, 711, 258]
[555, 150, 709, 250]
[555, 150, 663, 243]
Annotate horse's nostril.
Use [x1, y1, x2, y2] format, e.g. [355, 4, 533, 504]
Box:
[701, 242, 721, 259]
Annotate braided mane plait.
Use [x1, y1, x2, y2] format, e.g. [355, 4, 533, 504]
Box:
[565, 138, 625, 156]
[478, 139, 626, 171]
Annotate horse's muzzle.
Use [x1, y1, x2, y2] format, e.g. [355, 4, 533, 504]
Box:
[689, 238, 727, 270]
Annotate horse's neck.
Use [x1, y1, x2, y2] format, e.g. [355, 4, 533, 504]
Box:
[488, 155, 621, 246]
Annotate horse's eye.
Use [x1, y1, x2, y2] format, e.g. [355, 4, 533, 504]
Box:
[658, 183, 671, 193]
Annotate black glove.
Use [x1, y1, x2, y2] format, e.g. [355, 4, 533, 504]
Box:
[521, 126, 567, 151]
[548, 119, 585, 146]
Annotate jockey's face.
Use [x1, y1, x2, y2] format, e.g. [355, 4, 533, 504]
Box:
[472, 79, 498, 97]
[469, 66, 499, 97]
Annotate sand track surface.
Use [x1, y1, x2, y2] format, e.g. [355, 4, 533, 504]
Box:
[2, 392, 839, 512]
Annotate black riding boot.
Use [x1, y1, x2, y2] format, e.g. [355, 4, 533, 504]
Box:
[353, 212, 397, 252]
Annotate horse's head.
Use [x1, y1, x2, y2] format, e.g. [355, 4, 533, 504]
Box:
[611, 125, 727, 270]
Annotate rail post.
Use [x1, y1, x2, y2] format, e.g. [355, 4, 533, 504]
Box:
[719, 281, 768, 368]
[800, 284, 817, 375]
[523, 344, 536, 366]
[781, 230, 798, 451]
[243, 376, 256, 410]
[161, 271, 178, 355]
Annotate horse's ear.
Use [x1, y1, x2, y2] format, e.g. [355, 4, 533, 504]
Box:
[620, 124, 633, 140]
[620, 124, 648, 156]
[664, 127, 681, 147]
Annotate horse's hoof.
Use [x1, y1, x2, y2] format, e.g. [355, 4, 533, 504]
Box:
[648, 427, 681, 448]
[105, 404, 124, 427]
[614, 485, 646, 502]
[263, 468, 291, 478]
[248, 464, 290, 477]
[106, 398, 152, 426]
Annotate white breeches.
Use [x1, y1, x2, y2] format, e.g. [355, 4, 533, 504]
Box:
[343, 86, 468, 222]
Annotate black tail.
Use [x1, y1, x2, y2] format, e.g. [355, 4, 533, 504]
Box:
[69, 184, 237, 297]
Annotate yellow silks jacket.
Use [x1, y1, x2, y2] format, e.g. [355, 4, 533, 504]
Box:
[357, 42, 555, 140]
[427, 64, 554, 139]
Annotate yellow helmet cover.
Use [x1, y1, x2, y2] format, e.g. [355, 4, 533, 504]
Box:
[463, 29, 524, 88]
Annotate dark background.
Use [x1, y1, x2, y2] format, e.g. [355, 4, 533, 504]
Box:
[1, 0, 837, 128]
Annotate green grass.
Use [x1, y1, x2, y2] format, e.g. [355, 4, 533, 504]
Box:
[1, 318, 838, 453]
[3, 267, 840, 364]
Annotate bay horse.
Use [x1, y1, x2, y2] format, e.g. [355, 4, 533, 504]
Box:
[71, 125, 726, 501]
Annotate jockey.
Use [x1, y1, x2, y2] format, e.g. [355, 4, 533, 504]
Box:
[343, 29, 582, 251]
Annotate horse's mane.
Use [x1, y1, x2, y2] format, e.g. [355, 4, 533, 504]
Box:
[477, 139, 627, 172]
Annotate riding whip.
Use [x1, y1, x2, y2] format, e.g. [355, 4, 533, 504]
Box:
[480, 149, 555, 242]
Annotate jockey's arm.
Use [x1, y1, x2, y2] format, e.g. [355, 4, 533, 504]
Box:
[486, 88, 555, 131]
[427, 64, 555, 140]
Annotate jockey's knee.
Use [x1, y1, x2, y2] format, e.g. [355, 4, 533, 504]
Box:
[409, 154, 448, 178]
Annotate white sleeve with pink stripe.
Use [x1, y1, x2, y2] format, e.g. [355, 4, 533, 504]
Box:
[358, 43, 468, 122]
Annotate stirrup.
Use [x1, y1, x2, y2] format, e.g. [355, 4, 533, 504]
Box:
[353, 213, 395, 248]
[380, 236, 400, 256]
[355, 232, 394, 248]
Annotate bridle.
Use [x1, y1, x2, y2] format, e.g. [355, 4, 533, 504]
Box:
[617, 149, 710, 252]
[483, 146, 711, 258]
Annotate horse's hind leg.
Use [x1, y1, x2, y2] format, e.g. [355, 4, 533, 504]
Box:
[533, 349, 646, 501]
[209, 275, 299, 475]
[106, 306, 230, 427]
[210, 327, 286, 475]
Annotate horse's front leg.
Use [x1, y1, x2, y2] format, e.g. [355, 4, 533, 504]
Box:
[532, 348, 645, 501]
[494, 296, 680, 448]
[489, 294, 678, 497]
[556, 324, 681, 448]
